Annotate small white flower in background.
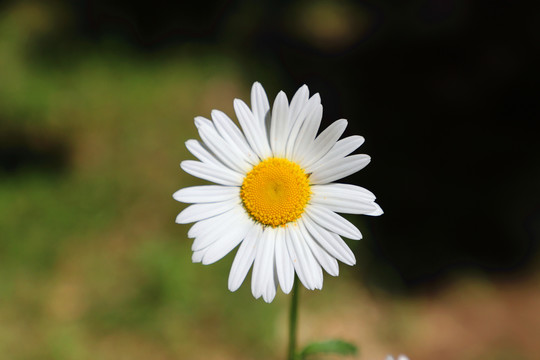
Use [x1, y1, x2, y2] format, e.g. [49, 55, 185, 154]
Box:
[174, 82, 382, 302]
[386, 355, 409, 360]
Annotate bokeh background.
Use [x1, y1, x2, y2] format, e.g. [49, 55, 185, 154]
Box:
[1, 0, 539, 359]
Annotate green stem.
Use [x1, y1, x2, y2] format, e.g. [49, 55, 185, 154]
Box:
[287, 277, 299, 360]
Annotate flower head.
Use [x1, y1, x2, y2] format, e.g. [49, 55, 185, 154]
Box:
[174, 82, 382, 302]
[386, 355, 409, 360]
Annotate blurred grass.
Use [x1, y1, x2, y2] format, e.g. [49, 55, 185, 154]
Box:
[0, 3, 280, 359]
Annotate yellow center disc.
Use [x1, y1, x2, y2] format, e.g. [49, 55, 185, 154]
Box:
[240, 158, 311, 227]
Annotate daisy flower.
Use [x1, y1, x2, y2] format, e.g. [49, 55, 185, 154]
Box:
[174, 82, 382, 302]
[386, 355, 409, 360]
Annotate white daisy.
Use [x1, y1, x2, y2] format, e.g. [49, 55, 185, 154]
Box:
[174, 82, 382, 303]
[386, 355, 409, 360]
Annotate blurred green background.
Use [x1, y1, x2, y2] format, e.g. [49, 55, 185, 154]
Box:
[1, 1, 539, 359]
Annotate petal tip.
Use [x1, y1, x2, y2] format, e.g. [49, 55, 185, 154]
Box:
[228, 281, 240, 292]
[369, 203, 384, 216]
[175, 212, 187, 224]
[172, 189, 182, 202]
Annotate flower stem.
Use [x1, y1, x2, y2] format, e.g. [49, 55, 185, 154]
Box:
[287, 277, 299, 360]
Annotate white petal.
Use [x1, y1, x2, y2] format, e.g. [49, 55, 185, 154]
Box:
[188, 208, 231, 240]
[307, 135, 364, 173]
[192, 249, 205, 263]
[269, 91, 290, 157]
[181, 160, 243, 186]
[234, 98, 272, 159]
[311, 197, 378, 215]
[194, 117, 251, 173]
[326, 135, 365, 159]
[292, 104, 322, 163]
[185, 139, 222, 166]
[298, 221, 339, 276]
[309, 154, 371, 184]
[190, 208, 239, 250]
[287, 225, 321, 290]
[285, 94, 321, 159]
[311, 184, 380, 214]
[192, 225, 226, 253]
[211, 110, 259, 165]
[305, 205, 362, 240]
[251, 82, 270, 128]
[187, 205, 247, 240]
[397, 356, 410, 360]
[301, 217, 356, 266]
[228, 225, 261, 291]
[175, 198, 239, 224]
[368, 202, 384, 216]
[251, 228, 276, 299]
[201, 211, 252, 265]
[288, 85, 309, 127]
[302, 119, 348, 168]
[284, 227, 311, 290]
[173, 185, 239, 203]
[296, 225, 324, 290]
[262, 267, 277, 303]
[274, 227, 295, 294]
[312, 183, 376, 201]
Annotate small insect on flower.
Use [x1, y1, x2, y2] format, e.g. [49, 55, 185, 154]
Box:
[174, 82, 382, 302]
